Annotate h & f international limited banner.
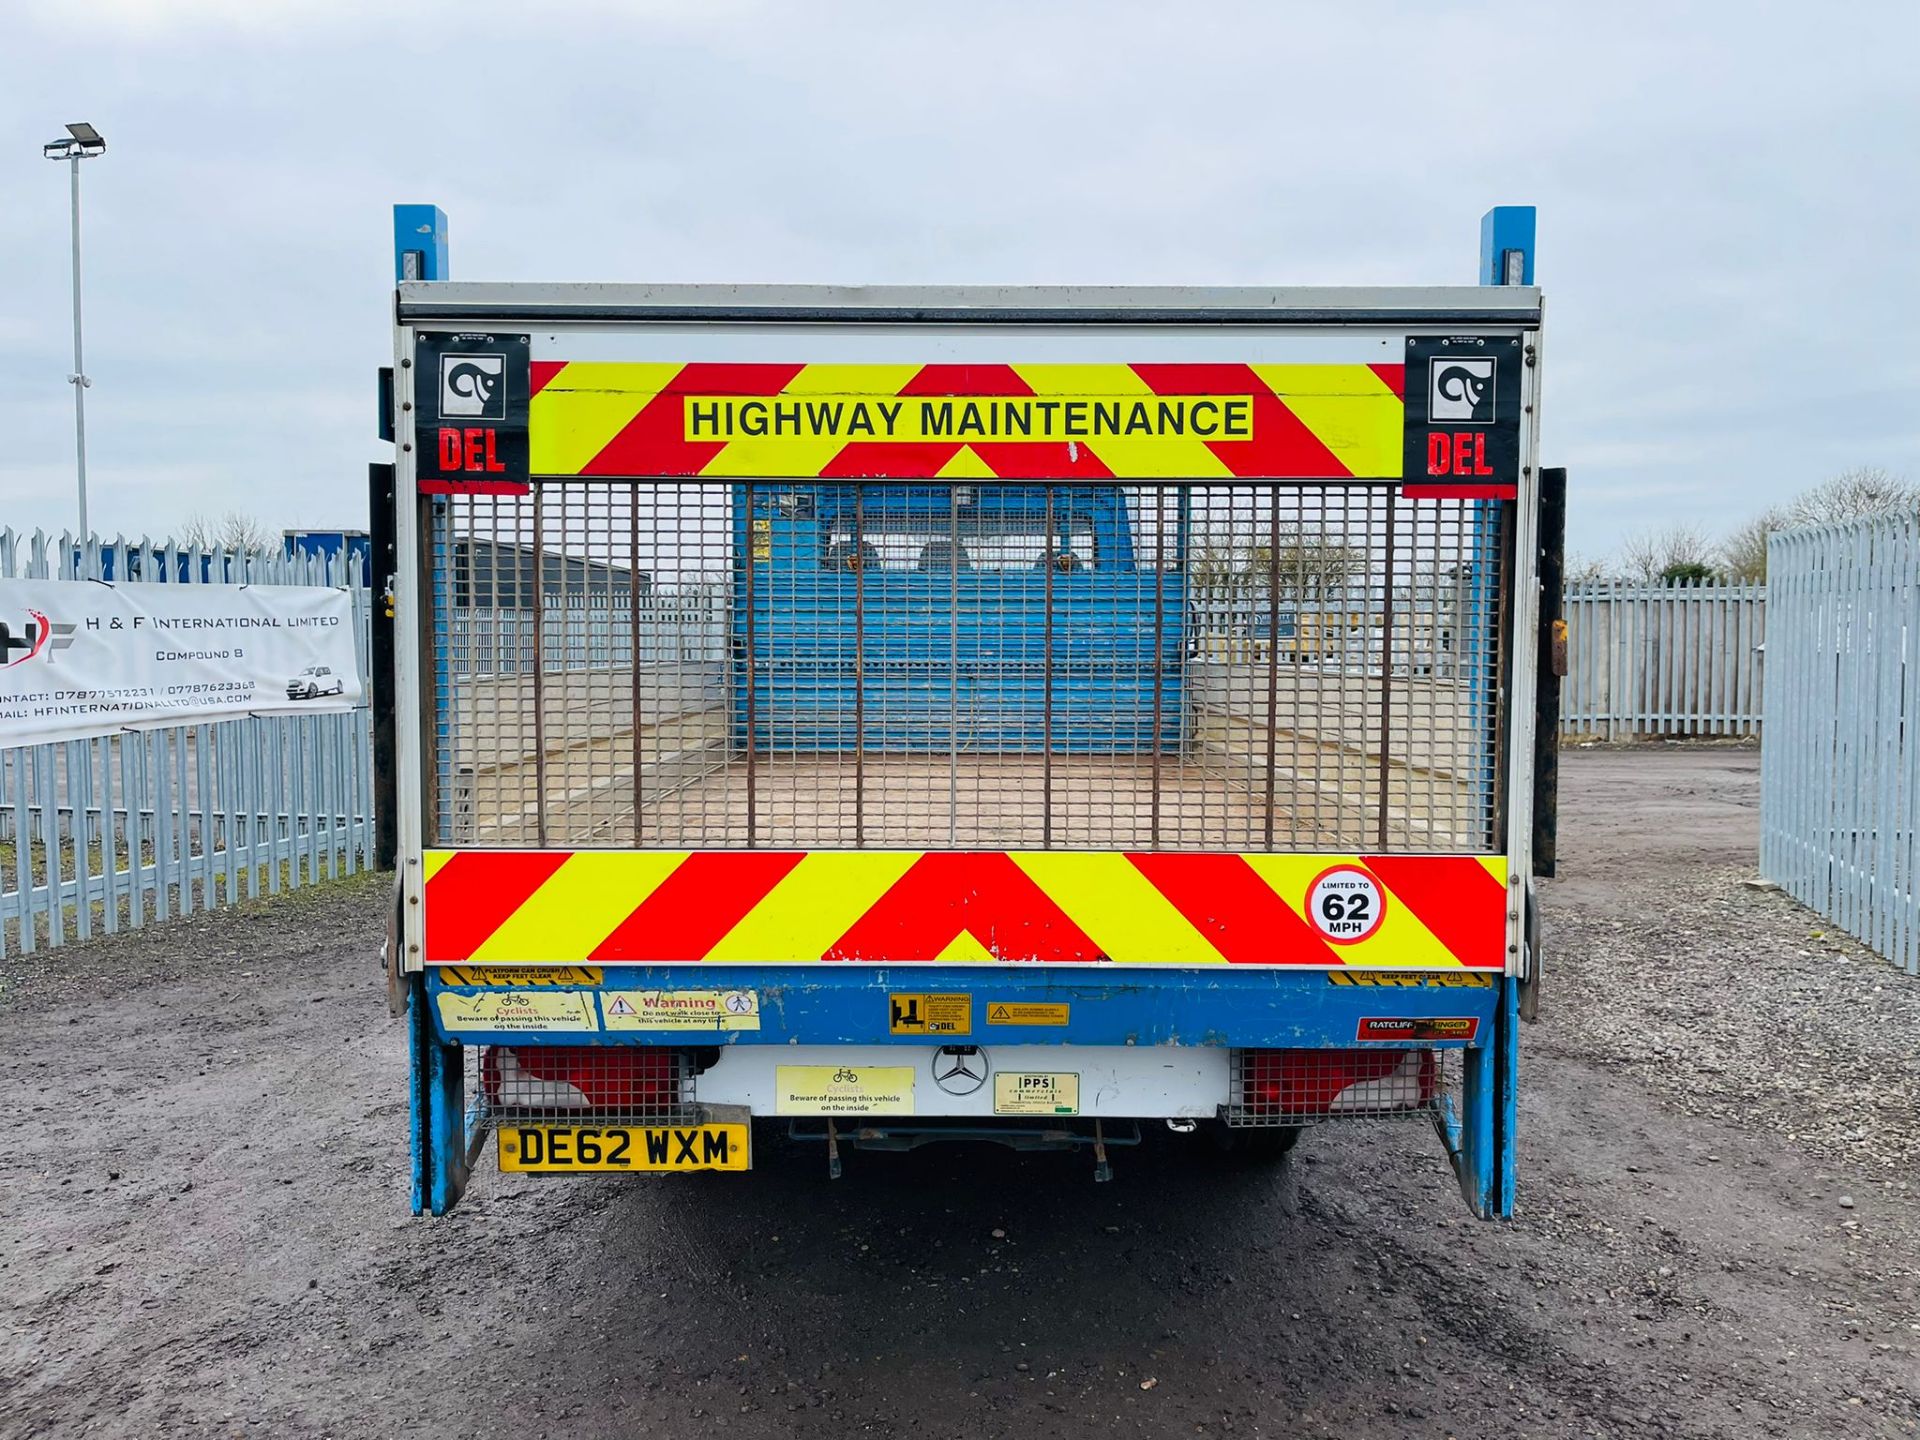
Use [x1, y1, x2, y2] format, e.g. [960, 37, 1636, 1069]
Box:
[0, 579, 362, 746]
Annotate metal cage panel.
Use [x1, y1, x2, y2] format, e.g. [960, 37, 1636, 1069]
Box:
[426, 480, 1505, 856]
[1224, 1046, 1465, 1126]
[469, 1043, 696, 1131]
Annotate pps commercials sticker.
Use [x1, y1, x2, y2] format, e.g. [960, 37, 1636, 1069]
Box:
[993, 1073, 1081, 1116]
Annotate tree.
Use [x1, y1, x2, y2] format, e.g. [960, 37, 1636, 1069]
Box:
[176, 510, 274, 553]
[1719, 508, 1783, 582]
[1189, 528, 1360, 599]
[1660, 560, 1718, 585]
[1781, 465, 1918, 527]
[1718, 467, 1913, 581]
[1563, 552, 1609, 584]
[1617, 523, 1717, 584]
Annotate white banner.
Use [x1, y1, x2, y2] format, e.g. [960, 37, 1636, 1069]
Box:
[0, 579, 363, 746]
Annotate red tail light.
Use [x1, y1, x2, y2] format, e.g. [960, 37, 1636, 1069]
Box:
[1238, 1048, 1437, 1118]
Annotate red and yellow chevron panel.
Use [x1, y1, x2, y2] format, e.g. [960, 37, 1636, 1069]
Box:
[423, 850, 1507, 969]
[527, 362, 1406, 481]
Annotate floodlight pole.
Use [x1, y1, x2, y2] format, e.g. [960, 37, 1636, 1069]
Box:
[46, 128, 103, 539]
[65, 149, 91, 539]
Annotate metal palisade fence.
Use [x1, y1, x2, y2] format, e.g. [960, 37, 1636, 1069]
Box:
[1762, 514, 1920, 977]
[0, 530, 374, 957]
[1559, 580, 1767, 740]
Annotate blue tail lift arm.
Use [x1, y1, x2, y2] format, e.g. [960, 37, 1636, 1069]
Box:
[1447, 204, 1535, 1219]
[395, 203, 469, 1216]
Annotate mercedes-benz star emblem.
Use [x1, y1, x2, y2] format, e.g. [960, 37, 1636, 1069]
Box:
[932, 1046, 988, 1096]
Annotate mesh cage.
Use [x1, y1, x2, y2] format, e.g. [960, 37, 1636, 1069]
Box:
[425, 480, 1507, 853]
[466, 1044, 698, 1131]
[1224, 1046, 1463, 1126]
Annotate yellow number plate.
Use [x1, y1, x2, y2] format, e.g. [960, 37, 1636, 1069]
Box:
[496, 1123, 750, 1173]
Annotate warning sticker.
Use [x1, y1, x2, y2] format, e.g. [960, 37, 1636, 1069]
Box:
[435, 991, 598, 1033]
[435, 964, 604, 986]
[776, 1065, 915, 1116]
[1307, 864, 1387, 944]
[986, 1001, 1071, 1027]
[889, 993, 971, 1036]
[1356, 1016, 1480, 1042]
[602, 990, 760, 1031]
[993, 1072, 1081, 1116]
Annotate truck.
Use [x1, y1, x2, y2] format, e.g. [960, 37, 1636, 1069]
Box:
[380, 203, 1557, 1218]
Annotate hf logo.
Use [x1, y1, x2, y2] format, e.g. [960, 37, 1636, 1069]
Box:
[1428, 356, 1497, 423]
[0, 609, 76, 668]
[440, 354, 506, 419]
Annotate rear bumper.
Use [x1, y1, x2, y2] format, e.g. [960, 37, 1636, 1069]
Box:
[697, 1043, 1227, 1119]
[476, 1042, 1443, 1125]
[406, 969, 1522, 1219]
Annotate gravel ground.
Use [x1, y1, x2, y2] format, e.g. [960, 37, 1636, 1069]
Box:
[1, 747, 1917, 1439]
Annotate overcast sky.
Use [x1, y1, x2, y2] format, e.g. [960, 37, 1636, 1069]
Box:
[3, 1, 1914, 562]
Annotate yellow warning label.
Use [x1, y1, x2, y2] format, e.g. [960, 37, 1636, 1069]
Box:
[435, 964, 604, 986]
[986, 1001, 1071, 1027]
[602, 989, 761, 1031]
[751, 517, 771, 562]
[776, 1065, 915, 1116]
[1327, 972, 1493, 989]
[889, 993, 971, 1036]
[435, 991, 598, 1033]
[993, 1072, 1080, 1116]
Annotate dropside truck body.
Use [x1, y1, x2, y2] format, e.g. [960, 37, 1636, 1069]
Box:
[386, 266, 1545, 1217]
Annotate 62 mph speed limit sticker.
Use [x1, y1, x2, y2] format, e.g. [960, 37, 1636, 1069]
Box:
[1307, 865, 1386, 944]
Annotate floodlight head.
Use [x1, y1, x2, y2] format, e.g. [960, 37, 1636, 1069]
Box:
[45, 122, 106, 159]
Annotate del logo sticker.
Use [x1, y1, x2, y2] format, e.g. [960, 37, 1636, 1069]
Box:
[1307, 865, 1385, 944]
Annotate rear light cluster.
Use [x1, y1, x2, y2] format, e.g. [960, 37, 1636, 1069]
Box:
[481, 1045, 683, 1118]
[1230, 1048, 1437, 1124]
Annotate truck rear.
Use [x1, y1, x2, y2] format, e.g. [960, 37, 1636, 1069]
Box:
[383, 247, 1545, 1217]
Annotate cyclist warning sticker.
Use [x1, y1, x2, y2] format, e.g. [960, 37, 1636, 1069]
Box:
[889, 993, 970, 1036]
[994, 1072, 1080, 1116]
[776, 1065, 915, 1116]
[1356, 1016, 1480, 1042]
[435, 991, 598, 1033]
[603, 989, 761, 1031]
[986, 1001, 1071, 1027]
[1307, 865, 1386, 944]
